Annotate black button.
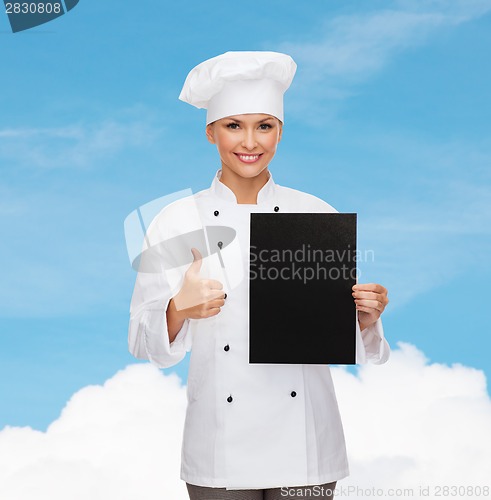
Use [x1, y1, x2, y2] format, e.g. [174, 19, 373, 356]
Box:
[217, 241, 223, 249]
[214, 210, 219, 216]
[291, 391, 297, 397]
[227, 395, 233, 403]
[224, 344, 230, 352]
[274, 206, 279, 212]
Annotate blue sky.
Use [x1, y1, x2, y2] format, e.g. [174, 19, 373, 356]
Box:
[1, 0, 490, 430]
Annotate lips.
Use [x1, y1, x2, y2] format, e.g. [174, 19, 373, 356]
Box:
[234, 153, 263, 163]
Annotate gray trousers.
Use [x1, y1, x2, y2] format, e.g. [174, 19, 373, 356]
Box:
[186, 481, 336, 500]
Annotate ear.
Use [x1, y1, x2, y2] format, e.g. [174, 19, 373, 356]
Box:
[206, 123, 216, 144]
[277, 120, 283, 143]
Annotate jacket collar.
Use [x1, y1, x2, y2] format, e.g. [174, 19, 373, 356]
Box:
[210, 169, 276, 204]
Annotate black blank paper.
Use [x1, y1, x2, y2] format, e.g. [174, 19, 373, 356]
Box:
[249, 213, 357, 364]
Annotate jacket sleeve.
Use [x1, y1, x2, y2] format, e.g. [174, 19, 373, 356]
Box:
[127, 199, 196, 369]
[127, 193, 210, 368]
[128, 266, 192, 369]
[355, 315, 390, 364]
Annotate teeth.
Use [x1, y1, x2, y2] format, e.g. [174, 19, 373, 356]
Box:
[238, 155, 259, 160]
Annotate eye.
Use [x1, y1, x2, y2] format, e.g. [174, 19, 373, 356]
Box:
[226, 122, 240, 130]
[259, 123, 273, 130]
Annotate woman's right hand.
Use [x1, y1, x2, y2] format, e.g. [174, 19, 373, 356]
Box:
[173, 247, 225, 319]
[166, 248, 225, 342]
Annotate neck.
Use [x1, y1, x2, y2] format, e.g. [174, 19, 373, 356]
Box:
[219, 168, 270, 204]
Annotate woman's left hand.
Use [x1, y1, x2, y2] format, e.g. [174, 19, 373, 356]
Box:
[352, 283, 389, 331]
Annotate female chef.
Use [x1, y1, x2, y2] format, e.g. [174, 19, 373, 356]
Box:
[128, 51, 390, 500]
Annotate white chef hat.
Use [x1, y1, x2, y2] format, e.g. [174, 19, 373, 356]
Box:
[178, 51, 297, 125]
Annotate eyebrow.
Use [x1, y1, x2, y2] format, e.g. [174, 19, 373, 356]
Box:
[226, 116, 276, 124]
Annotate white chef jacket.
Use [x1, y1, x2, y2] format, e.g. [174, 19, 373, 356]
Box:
[128, 169, 390, 489]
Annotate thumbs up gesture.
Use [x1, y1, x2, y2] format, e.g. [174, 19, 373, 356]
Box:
[171, 248, 226, 319]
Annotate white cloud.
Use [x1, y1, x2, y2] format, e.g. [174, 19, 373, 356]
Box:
[0, 343, 490, 499]
[0, 364, 188, 500]
[334, 343, 491, 493]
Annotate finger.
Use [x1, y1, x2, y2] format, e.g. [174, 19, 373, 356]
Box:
[353, 283, 387, 294]
[353, 283, 382, 292]
[352, 291, 389, 307]
[173, 294, 207, 311]
[203, 306, 221, 318]
[206, 288, 226, 301]
[354, 298, 385, 312]
[203, 279, 224, 291]
[187, 247, 203, 275]
[208, 298, 226, 308]
[352, 291, 380, 300]
[356, 305, 377, 314]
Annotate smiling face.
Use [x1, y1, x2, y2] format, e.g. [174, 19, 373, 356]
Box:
[205, 113, 283, 185]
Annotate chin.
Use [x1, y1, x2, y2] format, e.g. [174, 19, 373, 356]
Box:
[231, 163, 269, 179]
[238, 168, 265, 178]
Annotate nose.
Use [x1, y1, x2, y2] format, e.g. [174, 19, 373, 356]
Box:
[241, 128, 258, 151]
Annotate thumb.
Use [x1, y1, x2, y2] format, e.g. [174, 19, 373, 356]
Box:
[187, 247, 202, 275]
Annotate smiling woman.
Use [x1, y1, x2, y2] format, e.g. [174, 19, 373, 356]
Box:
[128, 50, 390, 500]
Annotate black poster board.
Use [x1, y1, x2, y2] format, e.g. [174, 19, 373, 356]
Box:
[249, 213, 357, 364]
